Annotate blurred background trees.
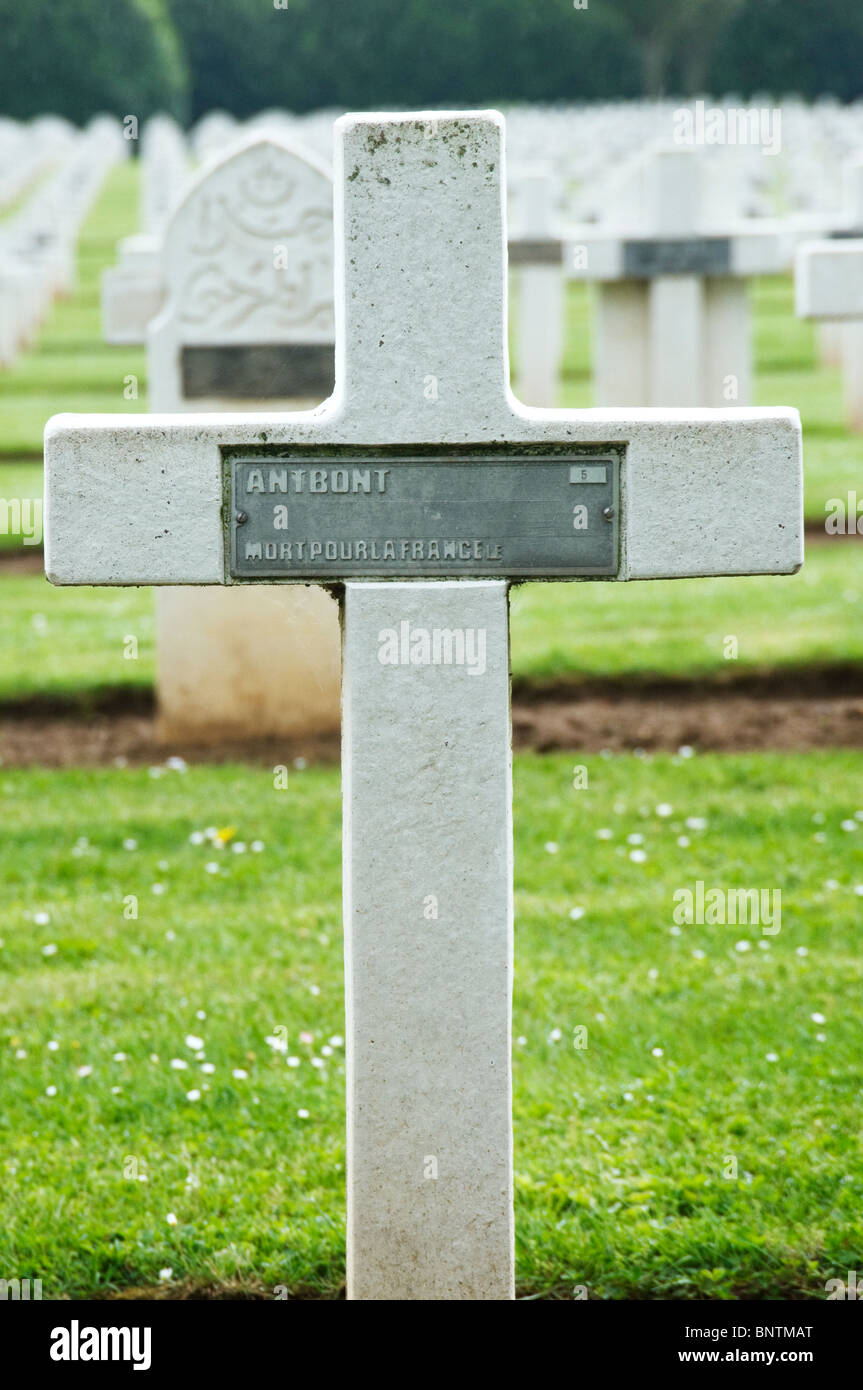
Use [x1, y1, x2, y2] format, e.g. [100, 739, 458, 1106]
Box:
[0, 0, 188, 123]
[0, 0, 862, 126]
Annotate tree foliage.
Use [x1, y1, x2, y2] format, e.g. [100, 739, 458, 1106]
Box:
[712, 0, 863, 103]
[167, 0, 640, 118]
[1, 0, 863, 127]
[0, 0, 188, 124]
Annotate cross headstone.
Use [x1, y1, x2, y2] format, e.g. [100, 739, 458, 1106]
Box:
[568, 146, 789, 407]
[796, 230, 863, 430]
[102, 118, 190, 346]
[794, 156, 863, 427]
[508, 167, 564, 406]
[45, 110, 803, 1300]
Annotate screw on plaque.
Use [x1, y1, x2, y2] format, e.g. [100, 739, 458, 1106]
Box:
[602, 506, 615, 520]
[236, 511, 249, 525]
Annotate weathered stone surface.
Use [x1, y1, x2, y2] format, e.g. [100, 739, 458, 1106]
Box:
[155, 584, 340, 744]
[342, 579, 513, 1300]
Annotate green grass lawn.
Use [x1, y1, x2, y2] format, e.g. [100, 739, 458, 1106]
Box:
[0, 462, 43, 551]
[0, 543, 857, 706]
[511, 542, 862, 685]
[0, 577, 155, 704]
[0, 752, 860, 1298]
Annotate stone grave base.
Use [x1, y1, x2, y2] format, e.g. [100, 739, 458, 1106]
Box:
[155, 584, 341, 744]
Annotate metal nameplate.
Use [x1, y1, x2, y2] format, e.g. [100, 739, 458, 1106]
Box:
[182, 344, 335, 401]
[509, 239, 565, 266]
[623, 237, 732, 277]
[226, 448, 621, 580]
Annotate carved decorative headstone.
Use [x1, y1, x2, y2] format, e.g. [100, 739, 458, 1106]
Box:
[148, 136, 340, 746]
[149, 137, 335, 410]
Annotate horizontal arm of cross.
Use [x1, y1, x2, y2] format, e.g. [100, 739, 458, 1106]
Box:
[44, 403, 803, 586]
[565, 225, 790, 281]
[796, 237, 863, 320]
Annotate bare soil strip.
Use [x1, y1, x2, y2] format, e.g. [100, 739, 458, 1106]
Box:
[2, 668, 862, 766]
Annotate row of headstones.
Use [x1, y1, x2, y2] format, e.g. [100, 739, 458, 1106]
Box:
[93, 117, 856, 746]
[105, 98, 863, 297]
[101, 116, 190, 345]
[0, 116, 71, 213]
[517, 147, 863, 419]
[103, 114, 863, 416]
[0, 117, 126, 369]
[186, 98, 863, 223]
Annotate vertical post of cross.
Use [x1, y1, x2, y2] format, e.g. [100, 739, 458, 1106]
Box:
[336, 112, 515, 1300]
[647, 149, 704, 405]
[510, 167, 564, 406]
[840, 158, 863, 430]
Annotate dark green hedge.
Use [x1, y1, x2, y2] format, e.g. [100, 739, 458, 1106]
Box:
[0, 0, 188, 124]
[1, 0, 862, 127]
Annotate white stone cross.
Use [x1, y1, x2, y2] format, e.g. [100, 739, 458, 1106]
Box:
[796, 237, 863, 321]
[45, 111, 803, 1301]
[508, 167, 564, 407]
[101, 117, 190, 345]
[796, 233, 863, 430]
[567, 146, 789, 408]
[795, 157, 863, 430]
